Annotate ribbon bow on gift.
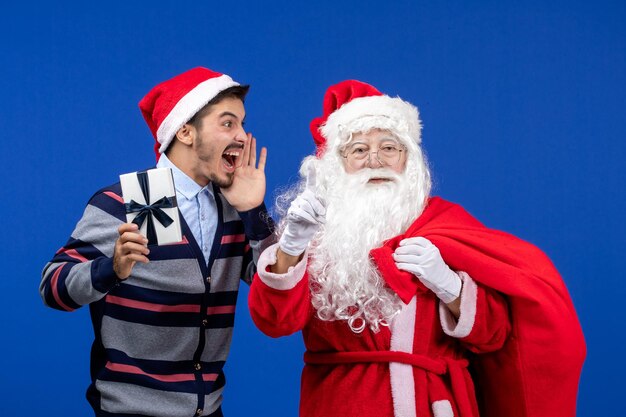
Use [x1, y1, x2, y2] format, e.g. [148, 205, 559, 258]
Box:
[124, 171, 176, 245]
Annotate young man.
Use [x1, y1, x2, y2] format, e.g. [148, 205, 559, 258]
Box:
[248, 80, 585, 417]
[40, 67, 275, 417]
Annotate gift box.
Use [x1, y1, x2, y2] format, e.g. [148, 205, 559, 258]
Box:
[119, 167, 182, 245]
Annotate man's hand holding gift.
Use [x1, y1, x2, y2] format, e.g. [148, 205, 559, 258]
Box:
[113, 223, 150, 280]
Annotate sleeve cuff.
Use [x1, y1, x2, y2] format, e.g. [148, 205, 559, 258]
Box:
[257, 243, 308, 291]
[439, 271, 477, 339]
[90, 257, 122, 293]
[238, 202, 276, 241]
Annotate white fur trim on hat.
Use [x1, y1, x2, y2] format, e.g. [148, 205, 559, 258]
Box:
[320, 95, 422, 152]
[156, 74, 239, 153]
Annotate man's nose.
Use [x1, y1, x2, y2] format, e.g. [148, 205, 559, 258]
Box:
[234, 126, 247, 143]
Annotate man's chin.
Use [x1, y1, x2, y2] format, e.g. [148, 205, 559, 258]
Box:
[211, 172, 234, 189]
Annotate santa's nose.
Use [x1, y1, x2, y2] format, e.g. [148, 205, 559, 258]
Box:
[366, 152, 384, 168]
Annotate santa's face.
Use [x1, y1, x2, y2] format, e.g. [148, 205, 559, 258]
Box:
[305, 131, 430, 333]
[340, 129, 407, 176]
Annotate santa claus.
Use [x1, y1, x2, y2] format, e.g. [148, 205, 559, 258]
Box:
[248, 80, 585, 417]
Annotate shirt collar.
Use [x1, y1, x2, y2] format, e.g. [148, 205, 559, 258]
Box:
[156, 153, 212, 200]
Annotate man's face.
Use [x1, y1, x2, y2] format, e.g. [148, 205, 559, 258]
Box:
[340, 129, 407, 178]
[191, 96, 246, 188]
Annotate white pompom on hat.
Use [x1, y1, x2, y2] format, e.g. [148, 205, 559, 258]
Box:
[310, 80, 422, 157]
[139, 67, 241, 160]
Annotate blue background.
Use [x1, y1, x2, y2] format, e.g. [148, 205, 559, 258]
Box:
[1, 1, 624, 415]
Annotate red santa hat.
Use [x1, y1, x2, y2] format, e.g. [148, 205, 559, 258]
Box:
[310, 80, 422, 157]
[139, 67, 241, 159]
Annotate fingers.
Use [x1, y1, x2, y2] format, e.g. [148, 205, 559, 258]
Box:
[394, 236, 435, 264]
[305, 162, 317, 190]
[124, 253, 150, 264]
[257, 146, 267, 172]
[238, 133, 252, 167]
[237, 133, 266, 171]
[399, 236, 432, 247]
[288, 206, 318, 224]
[249, 135, 257, 167]
[295, 162, 324, 215]
[288, 199, 318, 224]
[394, 245, 426, 256]
[393, 253, 422, 264]
[288, 189, 326, 224]
[118, 223, 148, 246]
[118, 222, 140, 235]
[121, 241, 150, 257]
[301, 189, 325, 216]
[114, 223, 150, 279]
[395, 262, 422, 276]
[118, 239, 149, 260]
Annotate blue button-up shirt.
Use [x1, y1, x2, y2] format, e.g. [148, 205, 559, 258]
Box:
[157, 154, 217, 264]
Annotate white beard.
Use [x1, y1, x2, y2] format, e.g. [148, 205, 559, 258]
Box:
[306, 151, 430, 333]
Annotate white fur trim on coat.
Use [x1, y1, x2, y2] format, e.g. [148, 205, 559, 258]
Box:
[439, 271, 477, 338]
[389, 296, 417, 417]
[320, 95, 422, 153]
[157, 74, 239, 153]
[256, 243, 308, 291]
[432, 399, 454, 417]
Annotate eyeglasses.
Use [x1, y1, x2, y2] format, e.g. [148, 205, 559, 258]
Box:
[341, 141, 406, 170]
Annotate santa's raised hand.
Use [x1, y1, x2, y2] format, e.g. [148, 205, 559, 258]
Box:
[220, 132, 267, 211]
[278, 163, 326, 256]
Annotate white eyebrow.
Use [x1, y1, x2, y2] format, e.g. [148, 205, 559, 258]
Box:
[350, 138, 399, 147]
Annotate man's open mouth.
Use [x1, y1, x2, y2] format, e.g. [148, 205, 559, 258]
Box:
[222, 148, 242, 171]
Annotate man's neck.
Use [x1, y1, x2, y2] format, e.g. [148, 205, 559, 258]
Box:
[164, 149, 208, 187]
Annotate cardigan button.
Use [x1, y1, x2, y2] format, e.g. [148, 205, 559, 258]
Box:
[194, 363, 201, 371]
[206, 276, 211, 284]
[195, 408, 203, 416]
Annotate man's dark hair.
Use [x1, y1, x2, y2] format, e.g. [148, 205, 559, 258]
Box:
[187, 85, 249, 130]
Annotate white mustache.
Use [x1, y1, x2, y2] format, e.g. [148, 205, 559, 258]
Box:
[350, 168, 401, 185]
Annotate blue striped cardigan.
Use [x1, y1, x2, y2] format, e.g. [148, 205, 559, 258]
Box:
[40, 180, 275, 417]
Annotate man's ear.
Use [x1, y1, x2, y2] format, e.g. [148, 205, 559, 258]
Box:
[174, 124, 195, 146]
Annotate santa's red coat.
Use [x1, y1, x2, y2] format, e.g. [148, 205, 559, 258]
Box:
[249, 197, 585, 417]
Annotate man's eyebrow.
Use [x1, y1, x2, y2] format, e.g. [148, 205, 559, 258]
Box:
[218, 111, 242, 119]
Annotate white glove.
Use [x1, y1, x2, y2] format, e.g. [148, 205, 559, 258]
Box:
[393, 237, 462, 304]
[278, 165, 326, 256]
